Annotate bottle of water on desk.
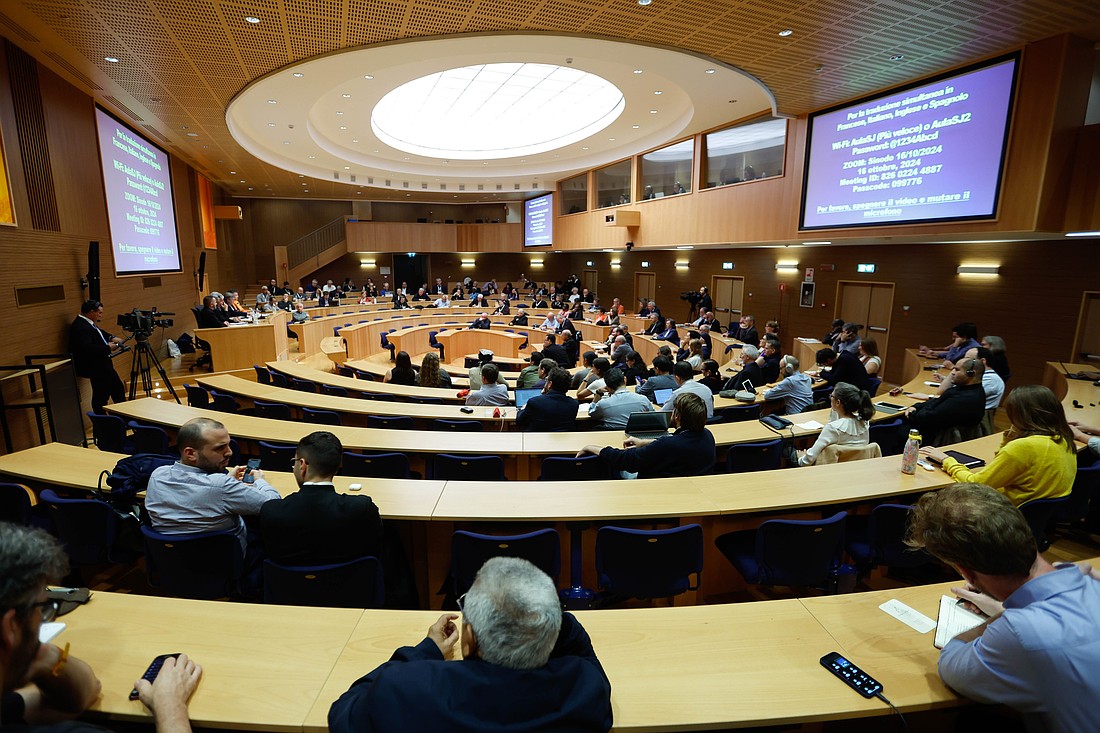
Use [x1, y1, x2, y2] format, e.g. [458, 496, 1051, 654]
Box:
[901, 429, 921, 475]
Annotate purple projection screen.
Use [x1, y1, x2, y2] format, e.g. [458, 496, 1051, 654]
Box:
[524, 193, 553, 247]
[94, 107, 182, 275]
[800, 54, 1018, 230]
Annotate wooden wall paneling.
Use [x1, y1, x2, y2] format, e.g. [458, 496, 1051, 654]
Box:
[455, 223, 521, 251]
[0, 41, 30, 232]
[245, 198, 352, 280]
[1034, 35, 1094, 231]
[4, 40, 57, 232]
[1063, 125, 1100, 231]
[346, 221, 456, 252]
[39, 67, 105, 237]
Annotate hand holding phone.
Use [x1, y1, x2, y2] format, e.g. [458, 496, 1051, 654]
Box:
[130, 653, 181, 700]
[242, 458, 261, 484]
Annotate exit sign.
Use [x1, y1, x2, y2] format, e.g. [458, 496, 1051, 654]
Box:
[857, 263, 876, 273]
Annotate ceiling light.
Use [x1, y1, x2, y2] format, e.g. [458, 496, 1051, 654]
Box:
[364, 75, 374, 79]
[890, 54, 905, 61]
[705, 68, 716, 74]
[775, 262, 800, 271]
[292, 72, 303, 78]
[104, 56, 119, 63]
[247, 187, 253, 190]
[229, 170, 236, 174]
[1065, 231, 1100, 237]
[803, 241, 832, 245]
[653, 90, 663, 95]
[372, 62, 624, 160]
[267, 122, 276, 127]
[339, 126, 347, 130]
[343, 166, 350, 170]
[638, 0, 652, 5]
[303, 189, 308, 192]
[632, 125, 639, 129]
[186, 132, 198, 137]
[335, 111, 344, 115]
[352, 139, 359, 143]
[778, 29, 793, 36]
[307, 155, 316, 159]
[633, 69, 643, 74]
[244, 16, 260, 24]
[650, 109, 657, 114]
[267, 99, 277, 104]
[342, 93, 351, 98]
[581, 146, 589, 150]
[239, 180, 245, 183]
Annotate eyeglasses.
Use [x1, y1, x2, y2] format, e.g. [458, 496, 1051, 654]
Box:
[28, 597, 61, 623]
[456, 593, 466, 612]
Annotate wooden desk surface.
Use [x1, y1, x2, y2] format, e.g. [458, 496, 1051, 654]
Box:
[63, 592, 362, 732]
[107, 398, 526, 457]
[0, 443, 446, 519]
[432, 477, 722, 522]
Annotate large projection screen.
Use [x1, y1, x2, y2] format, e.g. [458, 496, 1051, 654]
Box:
[800, 54, 1019, 231]
[94, 106, 182, 276]
[524, 193, 553, 247]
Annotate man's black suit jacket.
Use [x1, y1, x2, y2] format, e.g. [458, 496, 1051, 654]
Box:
[68, 317, 114, 378]
[259, 484, 383, 566]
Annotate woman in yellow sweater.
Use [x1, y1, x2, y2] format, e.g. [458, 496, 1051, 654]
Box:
[919, 385, 1077, 506]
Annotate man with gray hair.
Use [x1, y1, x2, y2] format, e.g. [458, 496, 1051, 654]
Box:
[329, 557, 612, 732]
[0, 525, 202, 731]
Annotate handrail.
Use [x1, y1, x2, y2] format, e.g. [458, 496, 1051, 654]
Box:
[285, 217, 346, 269]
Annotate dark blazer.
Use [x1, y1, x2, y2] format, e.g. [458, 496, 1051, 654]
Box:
[68, 317, 114, 378]
[906, 383, 986, 443]
[259, 484, 383, 566]
[510, 314, 529, 326]
[516, 390, 580, 432]
[723, 361, 765, 392]
[531, 298, 549, 308]
[329, 613, 612, 733]
[542, 343, 570, 368]
[735, 326, 759, 345]
[468, 318, 492, 330]
[819, 350, 870, 391]
[599, 428, 716, 478]
[563, 338, 580, 366]
[196, 307, 227, 329]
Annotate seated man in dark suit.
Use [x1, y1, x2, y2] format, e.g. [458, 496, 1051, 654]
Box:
[722, 344, 764, 392]
[510, 308, 529, 326]
[541, 333, 570, 368]
[814, 346, 870, 392]
[733, 314, 759, 344]
[578, 392, 716, 478]
[516, 368, 579, 432]
[560, 330, 580, 367]
[196, 295, 227, 329]
[902, 357, 987, 444]
[329, 557, 612, 733]
[260, 431, 383, 566]
[468, 313, 492, 329]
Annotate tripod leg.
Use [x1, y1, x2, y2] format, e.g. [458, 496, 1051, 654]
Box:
[144, 341, 182, 404]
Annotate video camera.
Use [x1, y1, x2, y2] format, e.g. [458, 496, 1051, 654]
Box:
[117, 307, 174, 336]
[680, 291, 702, 305]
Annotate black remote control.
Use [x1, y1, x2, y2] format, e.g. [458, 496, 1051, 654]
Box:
[820, 651, 883, 698]
[129, 653, 181, 700]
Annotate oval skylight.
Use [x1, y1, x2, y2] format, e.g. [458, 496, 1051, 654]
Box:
[370, 63, 624, 160]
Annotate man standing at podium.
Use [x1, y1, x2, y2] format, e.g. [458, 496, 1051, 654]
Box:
[69, 299, 126, 415]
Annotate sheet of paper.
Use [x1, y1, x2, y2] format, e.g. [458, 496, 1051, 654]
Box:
[935, 595, 985, 649]
[39, 622, 65, 643]
[795, 420, 824, 430]
[878, 599, 936, 634]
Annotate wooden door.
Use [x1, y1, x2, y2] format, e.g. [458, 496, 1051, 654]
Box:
[1072, 291, 1100, 362]
[711, 275, 744, 329]
[634, 272, 656, 312]
[583, 270, 599, 296]
[836, 281, 895, 379]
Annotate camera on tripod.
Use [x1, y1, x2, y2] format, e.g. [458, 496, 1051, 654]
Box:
[117, 308, 174, 336]
[680, 291, 702, 305]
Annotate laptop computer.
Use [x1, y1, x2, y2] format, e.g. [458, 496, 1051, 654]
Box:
[652, 387, 675, 406]
[624, 410, 673, 440]
[514, 388, 541, 409]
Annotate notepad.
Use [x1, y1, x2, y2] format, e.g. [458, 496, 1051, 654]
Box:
[39, 622, 65, 643]
[934, 595, 985, 649]
[795, 420, 824, 430]
[879, 599, 936, 634]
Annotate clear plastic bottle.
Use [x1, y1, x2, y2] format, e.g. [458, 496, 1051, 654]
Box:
[901, 429, 922, 475]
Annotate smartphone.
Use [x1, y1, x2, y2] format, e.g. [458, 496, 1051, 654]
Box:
[460, 406, 474, 414]
[242, 458, 261, 483]
[636, 376, 644, 386]
[129, 653, 181, 700]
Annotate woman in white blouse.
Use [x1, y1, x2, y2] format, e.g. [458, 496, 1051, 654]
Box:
[797, 382, 875, 466]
